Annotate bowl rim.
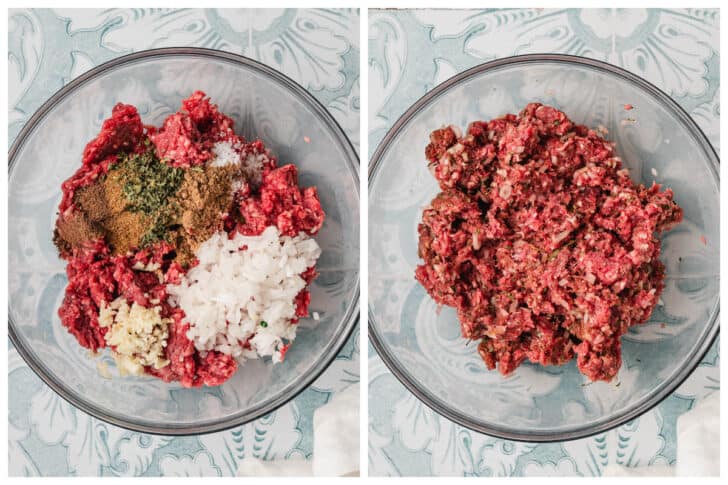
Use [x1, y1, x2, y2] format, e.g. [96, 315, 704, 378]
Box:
[8, 47, 360, 436]
[368, 53, 720, 442]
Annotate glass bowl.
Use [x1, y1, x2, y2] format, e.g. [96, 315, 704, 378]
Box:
[9, 47, 359, 435]
[369, 54, 719, 442]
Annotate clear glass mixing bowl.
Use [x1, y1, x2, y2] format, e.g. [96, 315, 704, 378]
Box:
[9, 48, 360, 434]
[369, 54, 719, 441]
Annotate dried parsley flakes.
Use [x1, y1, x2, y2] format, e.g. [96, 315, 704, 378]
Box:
[112, 149, 184, 215]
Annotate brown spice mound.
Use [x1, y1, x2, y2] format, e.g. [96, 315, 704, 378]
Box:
[61, 173, 147, 256]
[53, 157, 242, 265]
[104, 211, 148, 255]
[54, 174, 146, 256]
[75, 177, 126, 220]
[168, 164, 241, 265]
[77, 175, 148, 255]
[53, 212, 102, 255]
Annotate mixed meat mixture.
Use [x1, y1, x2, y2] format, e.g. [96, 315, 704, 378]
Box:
[54, 91, 324, 387]
[415, 103, 682, 381]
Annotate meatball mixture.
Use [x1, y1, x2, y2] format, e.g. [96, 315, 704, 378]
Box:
[415, 103, 682, 381]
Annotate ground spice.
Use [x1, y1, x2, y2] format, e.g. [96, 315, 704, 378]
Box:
[75, 177, 126, 221]
[53, 211, 102, 255]
[54, 175, 125, 255]
[77, 175, 149, 255]
[54, 154, 154, 256]
[67, 171, 148, 255]
[105, 148, 186, 251]
[167, 164, 240, 265]
[53, 141, 243, 264]
[103, 211, 148, 255]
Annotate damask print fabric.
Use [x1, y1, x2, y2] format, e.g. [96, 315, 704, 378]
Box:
[368, 8, 719, 477]
[8, 8, 360, 477]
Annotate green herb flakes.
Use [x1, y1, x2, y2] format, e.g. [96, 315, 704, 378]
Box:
[113, 149, 184, 215]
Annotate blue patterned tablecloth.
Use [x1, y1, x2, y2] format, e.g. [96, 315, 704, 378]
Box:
[368, 8, 719, 477]
[8, 8, 360, 477]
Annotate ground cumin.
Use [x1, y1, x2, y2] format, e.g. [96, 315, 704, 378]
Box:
[75, 177, 126, 221]
[167, 164, 241, 265]
[81, 176, 148, 255]
[53, 151, 242, 265]
[53, 211, 102, 255]
[56, 173, 148, 256]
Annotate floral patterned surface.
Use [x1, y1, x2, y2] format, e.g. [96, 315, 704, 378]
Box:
[7, 8, 360, 477]
[368, 8, 719, 476]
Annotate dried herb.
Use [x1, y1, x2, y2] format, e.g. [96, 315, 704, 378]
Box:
[112, 149, 184, 215]
[140, 208, 176, 248]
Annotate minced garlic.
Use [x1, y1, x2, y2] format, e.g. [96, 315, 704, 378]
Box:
[98, 297, 170, 376]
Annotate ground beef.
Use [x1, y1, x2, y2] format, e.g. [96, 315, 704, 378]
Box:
[195, 351, 238, 386]
[149, 90, 237, 168]
[146, 309, 238, 387]
[146, 310, 197, 385]
[236, 163, 325, 237]
[58, 240, 114, 351]
[415, 103, 683, 382]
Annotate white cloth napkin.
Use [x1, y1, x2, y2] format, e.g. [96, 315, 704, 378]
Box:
[237, 383, 360, 477]
[603, 391, 719, 477]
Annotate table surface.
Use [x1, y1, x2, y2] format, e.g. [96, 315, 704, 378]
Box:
[8, 8, 360, 477]
[367, 8, 719, 477]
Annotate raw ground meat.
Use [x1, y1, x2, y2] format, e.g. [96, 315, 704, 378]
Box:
[415, 103, 683, 382]
[236, 163, 325, 237]
[149, 90, 237, 168]
[146, 309, 237, 387]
